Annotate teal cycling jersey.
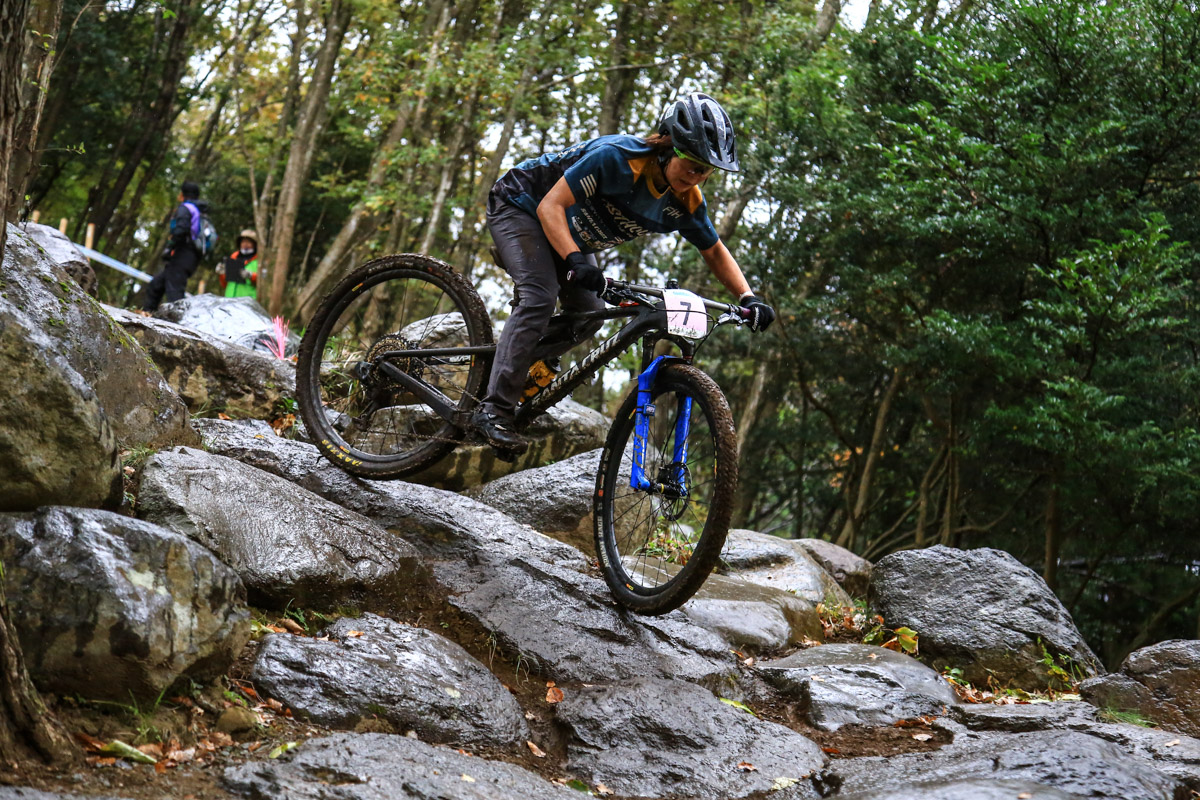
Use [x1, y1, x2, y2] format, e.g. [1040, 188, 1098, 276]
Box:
[491, 134, 720, 254]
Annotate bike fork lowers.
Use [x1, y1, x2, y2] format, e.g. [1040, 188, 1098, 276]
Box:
[630, 356, 691, 495]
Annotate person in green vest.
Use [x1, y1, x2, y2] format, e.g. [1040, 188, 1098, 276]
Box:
[217, 229, 261, 298]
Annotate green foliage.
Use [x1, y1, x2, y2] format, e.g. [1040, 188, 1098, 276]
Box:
[1098, 707, 1157, 728]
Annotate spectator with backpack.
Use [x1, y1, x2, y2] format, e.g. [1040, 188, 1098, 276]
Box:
[216, 229, 260, 298]
[142, 179, 218, 311]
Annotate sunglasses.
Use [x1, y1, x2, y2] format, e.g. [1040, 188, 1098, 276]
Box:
[673, 147, 716, 178]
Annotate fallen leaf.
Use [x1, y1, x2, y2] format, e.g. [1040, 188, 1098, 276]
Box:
[526, 740, 547, 758]
[100, 739, 157, 764]
[138, 743, 164, 759]
[736, 761, 758, 772]
[74, 731, 106, 752]
[217, 412, 231, 420]
[771, 777, 799, 791]
[911, 733, 933, 742]
[278, 618, 305, 635]
[1017, 794, 1032, 800]
[265, 698, 284, 712]
[246, 742, 263, 753]
[86, 756, 118, 767]
[209, 731, 234, 748]
[821, 747, 841, 755]
[461, 774, 476, 783]
[154, 760, 168, 774]
[268, 741, 300, 759]
[346, 630, 364, 638]
[1165, 739, 1181, 747]
[596, 783, 614, 796]
[546, 686, 564, 704]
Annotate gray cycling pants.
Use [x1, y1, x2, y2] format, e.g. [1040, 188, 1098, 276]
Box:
[480, 194, 604, 420]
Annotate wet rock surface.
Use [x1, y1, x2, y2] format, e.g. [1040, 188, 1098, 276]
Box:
[107, 304, 295, 420]
[757, 643, 958, 730]
[556, 677, 827, 800]
[252, 614, 529, 749]
[466, 447, 600, 554]
[675, 571, 823, 653]
[720, 529, 852, 607]
[154, 293, 301, 356]
[826, 727, 1186, 799]
[1081, 639, 1200, 738]
[138, 447, 429, 612]
[794, 538, 872, 598]
[223, 732, 580, 799]
[835, 779, 1079, 800]
[869, 546, 1104, 690]
[2, 222, 194, 452]
[0, 506, 249, 703]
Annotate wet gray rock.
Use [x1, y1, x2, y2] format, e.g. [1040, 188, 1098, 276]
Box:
[466, 447, 600, 554]
[794, 538, 872, 598]
[556, 677, 826, 800]
[950, 699, 1200, 790]
[252, 614, 529, 749]
[107, 304, 294, 420]
[195, 418, 742, 689]
[835, 779, 1079, 800]
[675, 571, 823, 653]
[154, 293, 300, 357]
[0, 507, 249, 703]
[1081, 639, 1200, 738]
[18, 221, 97, 296]
[223, 732, 580, 799]
[720, 530, 851, 607]
[757, 643, 958, 730]
[826, 728, 1185, 799]
[0, 305, 120, 511]
[0, 790, 134, 800]
[2, 222, 194, 451]
[138, 447, 430, 612]
[408, 398, 609, 491]
[869, 546, 1103, 690]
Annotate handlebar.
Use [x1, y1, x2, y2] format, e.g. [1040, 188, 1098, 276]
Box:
[600, 278, 753, 323]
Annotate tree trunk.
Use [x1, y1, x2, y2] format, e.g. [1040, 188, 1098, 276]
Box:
[809, 0, 841, 49]
[836, 366, 905, 549]
[596, 1, 637, 136]
[265, 0, 352, 316]
[6, 0, 63, 218]
[90, 0, 194, 246]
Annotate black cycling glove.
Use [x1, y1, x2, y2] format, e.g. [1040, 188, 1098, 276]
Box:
[565, 252, 606, 293]
[740, 294, 776, 332]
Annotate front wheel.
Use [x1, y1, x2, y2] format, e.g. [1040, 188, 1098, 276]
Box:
[594, 363, 738, 615]
[296, 253, 492, 479]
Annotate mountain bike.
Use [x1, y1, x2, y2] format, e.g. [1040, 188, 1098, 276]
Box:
[296, 253, 754, 614]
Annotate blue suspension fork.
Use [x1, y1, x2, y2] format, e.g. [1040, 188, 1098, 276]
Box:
[630, 356, 692, 494]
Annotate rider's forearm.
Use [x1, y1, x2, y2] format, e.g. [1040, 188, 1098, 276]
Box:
[537, 177, 581, 260]
[700, 240, 753, 299]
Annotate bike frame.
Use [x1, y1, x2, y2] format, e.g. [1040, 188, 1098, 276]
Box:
[373, 280, 744, 491]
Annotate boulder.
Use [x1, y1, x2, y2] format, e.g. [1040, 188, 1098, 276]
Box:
[1081, 639, 1200, 738]
[0, 507, 250, 703]
[675, 571, 823, 653]
[137, 447, 431, 612]
[18, 221, 97, 296]
[720, 530, 852, 607]
[0, 790, 133, 800]
[408, 399, 609, 490]
[252, 614, 529, 749]
[756, 643, 958, 730]
[2, 222, 194, 450]
[950, 698, 1200, 790]
[194, 418, 742, 690]
[835, 779, 1079, 800]
[556, 677, 826, 800]
[224, 732, 581, 799]
[794, 538, 872, 598]
[106, 304, 294, 420]
[153, 293, 300, 357]
[869, 546, 1103, 690]
[0, 307, 120, 510]
[827, 727, 1184, 799]
[466, 447, 600, 553]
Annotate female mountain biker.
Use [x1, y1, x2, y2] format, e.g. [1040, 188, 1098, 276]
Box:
[473, 92, 776, 453]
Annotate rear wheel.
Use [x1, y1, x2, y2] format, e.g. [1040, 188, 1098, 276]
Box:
[296, 253, 492, 478]
[594, 363, 738, 615]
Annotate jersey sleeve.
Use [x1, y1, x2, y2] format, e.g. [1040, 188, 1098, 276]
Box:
[562, 144, 633, 204]
[676, 200, 720, 251]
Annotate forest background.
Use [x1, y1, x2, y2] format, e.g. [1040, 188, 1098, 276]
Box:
[5, 0, 1200, 670]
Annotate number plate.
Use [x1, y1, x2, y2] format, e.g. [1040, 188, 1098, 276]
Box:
[663, 289, 708, 339]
